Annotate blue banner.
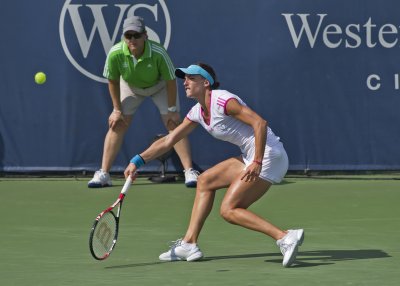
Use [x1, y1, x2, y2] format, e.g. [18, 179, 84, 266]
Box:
[1, 0, 399, 172]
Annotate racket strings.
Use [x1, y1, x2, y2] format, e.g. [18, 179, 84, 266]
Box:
[91, 211, 117, 258]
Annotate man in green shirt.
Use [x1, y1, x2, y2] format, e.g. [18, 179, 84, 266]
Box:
[88, 16, 199, 188]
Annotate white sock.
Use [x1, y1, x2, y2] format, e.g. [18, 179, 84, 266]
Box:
[181, 241, 196, 249]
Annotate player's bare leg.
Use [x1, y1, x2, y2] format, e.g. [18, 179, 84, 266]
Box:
[182, 157, 245, 243]
[220, 175, 286, 240]
[220, 171, 304, 267]
[159, 157, 243, 261]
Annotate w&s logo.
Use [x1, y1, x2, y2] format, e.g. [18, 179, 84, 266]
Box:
[59, 0, 171, 83]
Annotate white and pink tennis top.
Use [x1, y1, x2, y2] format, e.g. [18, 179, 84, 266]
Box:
[186, 90, 281, 161]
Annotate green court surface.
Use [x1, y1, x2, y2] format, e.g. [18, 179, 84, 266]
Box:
[0, 176, 399, 286]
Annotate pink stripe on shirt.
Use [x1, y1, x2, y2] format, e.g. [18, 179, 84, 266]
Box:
[217, 98, 226, 107]
[223, 97, 236, 115]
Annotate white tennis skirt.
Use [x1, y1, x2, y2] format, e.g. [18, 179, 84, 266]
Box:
[242, 142, 289, 184]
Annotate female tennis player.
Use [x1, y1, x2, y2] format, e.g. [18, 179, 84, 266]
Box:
[124, 63, 304, 267]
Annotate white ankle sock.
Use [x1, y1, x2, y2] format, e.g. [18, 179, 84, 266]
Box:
[182, 241, 196, 249]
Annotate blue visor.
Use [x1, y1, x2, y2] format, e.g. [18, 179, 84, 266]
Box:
[175, 65, 214, 86]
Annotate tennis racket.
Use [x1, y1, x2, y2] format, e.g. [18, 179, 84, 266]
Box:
[89, 176, 132, 260]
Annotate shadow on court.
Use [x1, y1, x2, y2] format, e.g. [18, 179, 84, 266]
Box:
[106, 261, 166, 269]
[263, 249, 391, 268]
[105, 249, 390, 269]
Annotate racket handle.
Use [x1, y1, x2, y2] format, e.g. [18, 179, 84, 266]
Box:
[121, 176, 132, 195]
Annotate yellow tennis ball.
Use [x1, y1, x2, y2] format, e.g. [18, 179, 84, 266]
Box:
[34, 72, 46, 84]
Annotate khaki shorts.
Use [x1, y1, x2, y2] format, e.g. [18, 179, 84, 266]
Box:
[120, 79, 180, 115]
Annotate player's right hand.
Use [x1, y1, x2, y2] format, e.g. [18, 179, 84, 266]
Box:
[124, 163, 138, 180]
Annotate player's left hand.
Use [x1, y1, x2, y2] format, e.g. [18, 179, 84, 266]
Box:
[241, 162, 262, 182]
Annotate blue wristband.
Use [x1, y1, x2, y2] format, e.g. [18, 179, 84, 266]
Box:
[130, 154, 145, 168]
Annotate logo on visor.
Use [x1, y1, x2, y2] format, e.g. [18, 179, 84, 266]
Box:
[59, 0, 171, 83]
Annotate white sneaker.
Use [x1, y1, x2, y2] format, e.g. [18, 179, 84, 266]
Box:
[159, 239, 203, 262]
[276, 229, 304, 267]
[88, 169, 112, 188]
[184, 168, 199, 188]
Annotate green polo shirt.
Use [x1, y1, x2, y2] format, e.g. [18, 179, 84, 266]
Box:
[103, 40, 176, 88]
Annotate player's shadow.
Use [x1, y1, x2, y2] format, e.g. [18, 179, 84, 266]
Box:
[270, 249, 390, 267]
[205, 249, 391, 267]
[105, 249, 390, 269]
[106, 261, 166, 269]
